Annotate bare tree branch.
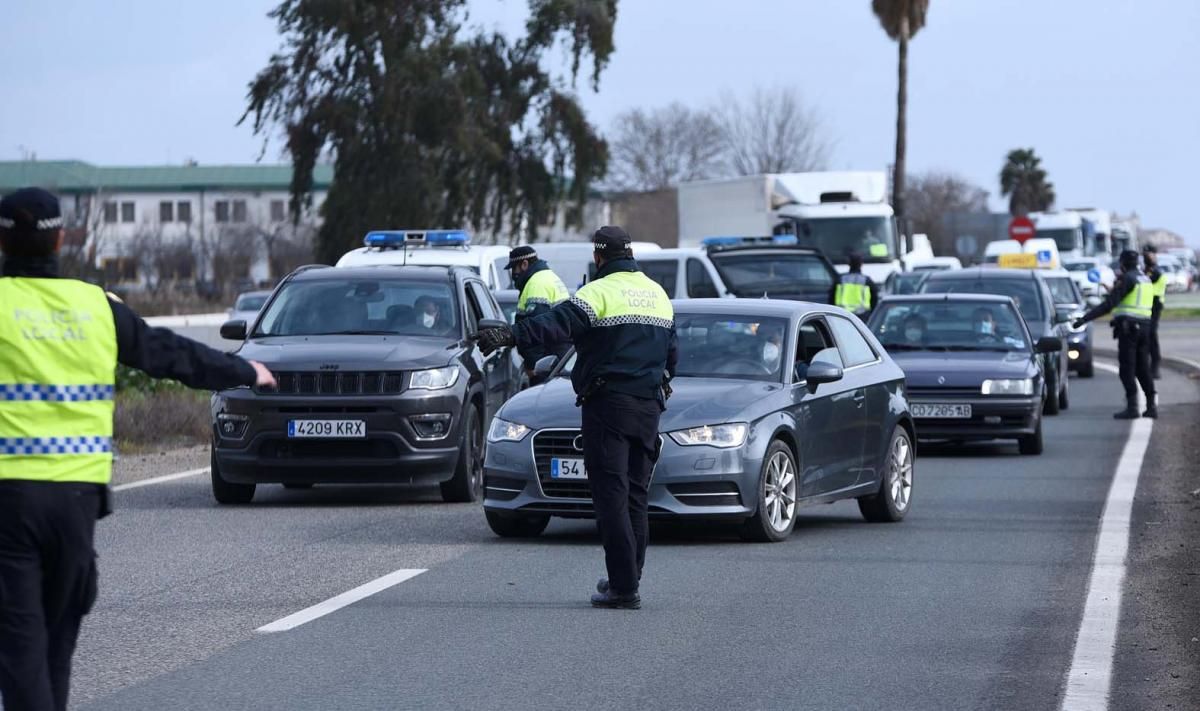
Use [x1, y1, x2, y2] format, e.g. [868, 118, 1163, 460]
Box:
[713, 87, 831, 176]
[606, 103, 725, 191]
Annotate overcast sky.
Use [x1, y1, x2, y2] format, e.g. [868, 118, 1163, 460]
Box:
[2, 0, 1197, 244]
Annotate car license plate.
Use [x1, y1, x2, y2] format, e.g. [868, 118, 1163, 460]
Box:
[287, 420, 366, 438]
[911, 403, 972, 419]
[550, 457, 586, 479]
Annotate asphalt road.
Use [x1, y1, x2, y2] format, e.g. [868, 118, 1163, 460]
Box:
[69, 364, 1199, 711]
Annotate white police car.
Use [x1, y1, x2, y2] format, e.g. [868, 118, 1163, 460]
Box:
[337, 230, 515, 290]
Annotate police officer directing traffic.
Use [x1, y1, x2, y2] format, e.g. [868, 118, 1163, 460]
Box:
[1142, 244, 1166, 380]
[504, 245, 570, 382]
[835, 252, 876, 318]
[1073, 249, 1156, 419]
[476, 226, 676, 610]
[0, 188, 276, 711]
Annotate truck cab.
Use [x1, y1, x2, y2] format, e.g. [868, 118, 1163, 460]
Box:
[1028, 211, 1086, 260]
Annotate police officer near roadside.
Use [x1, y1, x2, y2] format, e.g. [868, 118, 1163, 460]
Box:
[476, 226, 676, 610]
[504, 245, 570, 382]
[1142, 244, 1166, 379]
[835, 252, 876, 319]
[1073, 249, 1156, 419]
[0, 188, 276, 711]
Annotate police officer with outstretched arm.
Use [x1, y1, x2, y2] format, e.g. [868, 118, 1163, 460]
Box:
[1073, 249, 1156, 419]
[1142, 244, 1166, 379]
[476, 226, 676, 610]
[504, 245, 570, 383]
[0, 188, 276, 711]
[834, 252, 876, 318]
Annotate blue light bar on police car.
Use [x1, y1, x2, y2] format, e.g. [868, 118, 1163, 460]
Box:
[701, 235, 798, 248]
[362, 230, 471, 248]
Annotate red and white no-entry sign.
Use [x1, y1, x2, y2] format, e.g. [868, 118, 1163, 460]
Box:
[1008, 216, 1035, 244]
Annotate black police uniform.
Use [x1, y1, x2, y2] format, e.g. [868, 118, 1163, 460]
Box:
[0, 253, 257, 710]
[1076, 265, 1156, 418]
[503, 234, 676, 606]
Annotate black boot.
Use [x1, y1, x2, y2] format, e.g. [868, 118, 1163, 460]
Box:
[1113, 397, 1140, 419]
[1143, 394, 1158, 418]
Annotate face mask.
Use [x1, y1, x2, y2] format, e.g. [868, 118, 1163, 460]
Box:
[422, 312, 436, 328]
[905, 328, 923, 342]
[977, 321, 994, 335]
[762, 342, 780, 365]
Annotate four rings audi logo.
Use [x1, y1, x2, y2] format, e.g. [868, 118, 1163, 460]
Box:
[572, 435, 584, 452]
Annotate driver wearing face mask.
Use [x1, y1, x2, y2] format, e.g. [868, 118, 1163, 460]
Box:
[759, 324, 784, 371]
[902, 314, 927, 345]
[414, 296, 442, 332]
[972, 308, 996, 339]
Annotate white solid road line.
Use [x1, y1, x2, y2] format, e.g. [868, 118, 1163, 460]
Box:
[111, 467, 210, 492]
[255, 569, 428, 634]
[1061, 397, 1153, 711]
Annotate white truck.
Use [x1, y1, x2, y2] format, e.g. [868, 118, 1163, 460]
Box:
[1110, 220, 1139, 256]
[676, 171, 932, 283]
[1066, 208, 1112, 257]
[1028, 211, 1087, 260]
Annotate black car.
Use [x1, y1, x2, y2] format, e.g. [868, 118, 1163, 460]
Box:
[919, 267, 1072, 414]
[1042, 271, 1094, 378]
[209, 265, 520, 504]
[867, 294, 1062, 454]
[882, 270, 929, 296]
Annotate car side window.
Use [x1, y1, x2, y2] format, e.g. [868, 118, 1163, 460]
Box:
[794, 318, 838, 382]
[462, 282, 485, 334]
[640, 260, 678, 298]
[686, 259, 719, 298]
[827, 315, 878, 368]
[469, 281, 502, 321]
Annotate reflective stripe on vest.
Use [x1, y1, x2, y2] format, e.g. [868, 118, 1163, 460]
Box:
[1112, 275, 1153, 321]
[570, 270, 673, 329]
[835, 272, 871, 313]
[517, 269, 569, 313]
[0, 278, 118, 484]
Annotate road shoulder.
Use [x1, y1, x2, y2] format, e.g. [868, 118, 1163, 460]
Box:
[112, 445, 209, 488]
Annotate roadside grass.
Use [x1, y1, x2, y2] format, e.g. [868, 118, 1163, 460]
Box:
[114, 366, 210, 452]
[1161, 307, 1200, 320]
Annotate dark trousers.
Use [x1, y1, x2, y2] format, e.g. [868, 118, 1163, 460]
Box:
[1115, 319, 1155, 402]
[1148, 312, 1162, 374]
[581, 391, 662, 596]
[0, 482, 100, 711]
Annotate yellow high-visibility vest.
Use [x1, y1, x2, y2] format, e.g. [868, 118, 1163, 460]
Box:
[517, 268, 569, 315]
[835, 272, 871, 315]
[0, 278, 117, 484]
[1113, 275, 1153, 321]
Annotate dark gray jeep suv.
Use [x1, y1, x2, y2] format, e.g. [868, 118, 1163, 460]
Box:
[210, 264, 519, 504]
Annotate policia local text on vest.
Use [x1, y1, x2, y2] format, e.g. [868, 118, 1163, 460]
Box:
[0, 188, 275, 711]
[1072, 249, 1157, 420]
[476, 226, 677, 610]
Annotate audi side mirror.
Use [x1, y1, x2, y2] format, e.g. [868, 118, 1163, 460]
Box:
[805, 362, 843, 394]
[476, 318, 508, 333]
[1036, 336, 1063, 353]
[220, 319, 247, 341]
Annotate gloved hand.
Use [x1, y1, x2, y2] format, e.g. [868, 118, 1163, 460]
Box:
[475, 325, 515, 356]
[1071, 318, 1087, 330]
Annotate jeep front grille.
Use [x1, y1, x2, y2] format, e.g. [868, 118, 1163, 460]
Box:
[258, 371, 405, 396]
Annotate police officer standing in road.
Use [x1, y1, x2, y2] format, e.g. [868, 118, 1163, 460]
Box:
[835, 252, 876, 319]
[1142, 245, 1166, 379]
[476, 227, 676, 610]
[1073, 249, 1156, 419]
[0, 188, 276, 711]
[504, 245, 570, 382]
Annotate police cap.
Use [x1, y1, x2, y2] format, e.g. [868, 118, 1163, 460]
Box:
[503, 245, 538, 270]
[0, 187, 63, 236]
[592, 225, 632, 258]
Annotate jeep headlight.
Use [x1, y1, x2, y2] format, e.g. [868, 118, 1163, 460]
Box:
[981, 378, 1034, 396]
[668, 423, 748, 448]
[487, 417, 530, 443]
[409, 366, 460, 391]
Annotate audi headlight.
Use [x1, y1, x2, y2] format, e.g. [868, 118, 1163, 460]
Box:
[981, 378, 1034, 396]
[487, 417, 531, 443]
[409, 366, 460, 390]
[668, 423, 748, 448]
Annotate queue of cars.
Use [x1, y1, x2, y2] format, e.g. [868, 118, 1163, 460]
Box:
[210, 227, 1101, 543]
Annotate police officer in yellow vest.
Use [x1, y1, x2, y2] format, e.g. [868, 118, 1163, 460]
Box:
[834, 252, 876, 318]
[1074, 249, 1156, 419]
[0, 188, 276, 711]
[1142, 245, 1166, 379]
[503, 245, 569, 382]
[476, 227, 677, 609]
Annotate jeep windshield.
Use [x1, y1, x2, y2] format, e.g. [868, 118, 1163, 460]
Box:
[253, 279, 459, 338]
[708, 252, 835, 300]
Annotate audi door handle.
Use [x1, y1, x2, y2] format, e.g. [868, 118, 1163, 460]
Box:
[853, 390, 866, 406]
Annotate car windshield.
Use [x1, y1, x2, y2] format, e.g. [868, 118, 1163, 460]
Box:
[1044, 276, 1079, 305]
[889, 272, 928, 295]
[254, 279, 459, 338]
[921, 277, 1044, 323]
[782, 216, 896, 264]
[1035, 228, 1080, 253]
[674, 314, 789, 382]
[869, 301, 1029, 352]
[235, 294, 268, 311]
[709, 253, 834, 298]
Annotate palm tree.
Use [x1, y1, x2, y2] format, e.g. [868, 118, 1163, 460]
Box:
[872, 0, 930, 223]
[999, 148, 1056, 216]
